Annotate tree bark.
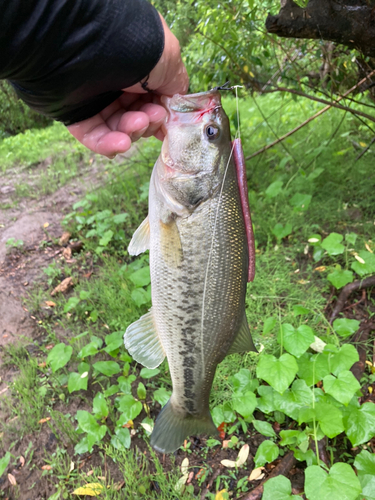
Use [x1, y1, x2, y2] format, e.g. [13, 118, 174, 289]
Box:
[266, 0, 375, 59]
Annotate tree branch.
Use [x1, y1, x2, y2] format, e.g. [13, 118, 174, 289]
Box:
[266, 0, 375, 58]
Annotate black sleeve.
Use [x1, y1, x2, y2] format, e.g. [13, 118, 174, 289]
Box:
[0, 0, 164, 125]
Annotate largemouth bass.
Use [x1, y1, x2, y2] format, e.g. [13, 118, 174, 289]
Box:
[124, 90, 256, 453]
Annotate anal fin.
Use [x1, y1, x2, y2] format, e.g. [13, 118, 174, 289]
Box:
[227, 312, 257, 355]
[124, 308, 165, 369]
[128, 216, 150, 256]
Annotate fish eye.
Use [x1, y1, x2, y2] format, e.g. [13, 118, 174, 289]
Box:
[205, 125, 220, 140]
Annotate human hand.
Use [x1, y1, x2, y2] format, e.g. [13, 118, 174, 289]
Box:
[67, 15, 188, 158]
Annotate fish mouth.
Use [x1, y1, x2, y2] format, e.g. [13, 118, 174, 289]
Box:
[161, 90, 222, 121]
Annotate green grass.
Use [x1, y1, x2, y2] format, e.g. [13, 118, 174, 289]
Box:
[0, 122, 85, 172]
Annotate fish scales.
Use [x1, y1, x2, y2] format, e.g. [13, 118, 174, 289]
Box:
[150, 162, 247, 415]
[125, 90, 256, 453]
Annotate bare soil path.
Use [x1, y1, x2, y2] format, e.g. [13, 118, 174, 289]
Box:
[0, 157, 106, 350]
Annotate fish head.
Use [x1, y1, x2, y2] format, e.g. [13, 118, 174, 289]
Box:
[157, 91, 231, 211]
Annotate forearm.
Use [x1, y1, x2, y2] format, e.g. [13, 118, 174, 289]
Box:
[0, 0, 164, 124]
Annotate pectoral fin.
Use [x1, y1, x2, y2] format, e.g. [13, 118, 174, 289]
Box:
[227, 312, 257, 355]
[124, 309, 165, 369]
[128, 216, 150, 256]
[160, 219, 183, 268]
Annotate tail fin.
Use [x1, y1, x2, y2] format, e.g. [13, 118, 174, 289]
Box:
[150, 400, 217, 453]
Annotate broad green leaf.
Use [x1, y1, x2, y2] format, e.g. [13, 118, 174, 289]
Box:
[263, 475, 302, 500]
[131, 288, 150, 307]
[256, 385, 276, 414]
[345, 232, 357, 246]
[103, 385, 119, 397]
[263, 316, 277, 335]
[293, 448, 317, 466]
[351, 250, 375, 277]
[321, 233, 344, 256]
[232, 369, 259, 393]
[47, 343, 73, 372]
[99, 229, 114, 247]
[257, 353, 298, 394]
[93, 361, 120, 376]
[323, 371, 360, 406]
[308, 167, 324, 181]
[232, 391, 257, 418]
[117, 395, 142, 421]
[279, 430, 305, 447]
[74, 436, 90, 454]
[273, 380, 312, 420]
[117, 375, 136, 394]
[103, 331, 124, 353]
[153, 387, 171, 407]
[93, 393, 109, 419]
[252, 420, 276, 438]
[128, 266, 151, 287]
[305, 462, 361, 500]
[0, 452, 11, 477]
[354, 450, 375, 500]
[313, 247, 325, 262]
[293, 305, 311, 316]
[110, 427, 131, 451]
[222, 401, 236, 423]
[137, 382, 146, 400]
[272, 223, 292, 241]
[329, 344, 359, 376]
[333, 318, 360, 338]
[63, 296, 80, 313]
[315, 402, 344, 438]
[279, 430, 301, 446]
[298, 407, 316, 425]
[278, 324, 315, 358]
[113, 213, 128, 224]
[289, 193, 312, 212]
[76, 410, 99, 433]
[140, 367, 160, 379]
[327, 268, 354, 289]
[254, 440, 279, 467]
[79, 290, 90, 300]
[297, 352, 330, 386]
[68, 372, 88, 393]
[78, 341, 99, 359]
[212, 406, 225, 427]
[78, 362, 90, 374]
[86, 427, 107, 450]
[265, 180, 283, 198]
[76, 410, 107, 446]
[345, 402, 375, 446]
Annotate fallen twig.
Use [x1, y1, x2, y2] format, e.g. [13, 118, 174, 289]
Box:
[351, 322, 375, 381]
[238, 452, 296, 500]
[245, 68, 375, 161]
[200, 466, 223, 500]
[329, 276, 375, 323]
[356, 135, 375, 161]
